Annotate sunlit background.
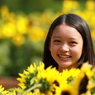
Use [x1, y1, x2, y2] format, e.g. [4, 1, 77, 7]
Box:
[0, 0, 95, 77]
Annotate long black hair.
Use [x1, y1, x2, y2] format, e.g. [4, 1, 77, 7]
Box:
[42, 13, 95, 69]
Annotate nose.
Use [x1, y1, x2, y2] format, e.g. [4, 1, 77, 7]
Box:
[60, 44, 69, 52]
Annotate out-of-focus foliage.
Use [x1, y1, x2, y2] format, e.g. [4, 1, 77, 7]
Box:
[0, 0, 63, 14]
[0, 6, 56, 77]
[0, 0, 95, 77]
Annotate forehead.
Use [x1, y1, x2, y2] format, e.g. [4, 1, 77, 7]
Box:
[52, 24, 82, 39]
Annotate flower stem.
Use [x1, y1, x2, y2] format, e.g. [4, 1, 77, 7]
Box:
[22, 84, 42, 95]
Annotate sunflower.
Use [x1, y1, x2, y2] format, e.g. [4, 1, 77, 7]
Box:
[87, 68, 95, 90]
[73, 71, 89, 95]
[81, 62, 93, 79]
[61, 68, 81, 84]
[55, 84, 78, 95]
[17, 62, 44, 91]
[37, 65, 61, 83]
[17, 69, 38, 90]
[36, 65, 61, 94]
[26, 62, 45, 74]
[17, 62, 56, 94]
[0, 85, 8, 95]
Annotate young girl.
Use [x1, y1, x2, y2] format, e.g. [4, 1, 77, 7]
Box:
[42, 13, 95, 72]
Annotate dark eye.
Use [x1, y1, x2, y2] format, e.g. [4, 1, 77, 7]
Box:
[53, 40, 61, 45]
[54, 40, 61, 42]
[70, 41, 77, 45]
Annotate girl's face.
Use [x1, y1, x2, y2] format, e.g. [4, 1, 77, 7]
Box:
[49, 24, 83, 72]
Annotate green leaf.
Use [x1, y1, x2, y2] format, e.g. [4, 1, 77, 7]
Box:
[67, 76, 74, 83]
[91, 87, 95, 94]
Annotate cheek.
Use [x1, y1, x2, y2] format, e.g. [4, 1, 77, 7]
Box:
[71, 46, 83, 58]
[49, 42, 56, 51]
[49, 45, 59, 55]
[50, 45, 56, 52]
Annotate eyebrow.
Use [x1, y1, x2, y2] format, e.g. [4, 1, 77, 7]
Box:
[52, 36, 60, 38]
[52, 36, 79, 40]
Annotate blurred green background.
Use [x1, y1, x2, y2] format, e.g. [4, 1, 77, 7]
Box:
[0, 0, 95, 77]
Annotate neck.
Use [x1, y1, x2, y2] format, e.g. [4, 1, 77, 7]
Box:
[58, 64, 77, 72]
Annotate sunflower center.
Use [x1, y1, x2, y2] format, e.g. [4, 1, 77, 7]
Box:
[61, 91, 70, 95]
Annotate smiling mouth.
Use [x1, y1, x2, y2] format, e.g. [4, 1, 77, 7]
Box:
[58, 54, 71, 58]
